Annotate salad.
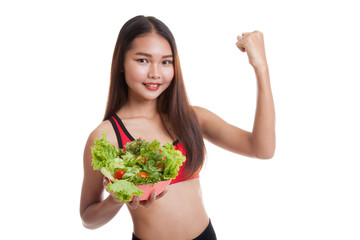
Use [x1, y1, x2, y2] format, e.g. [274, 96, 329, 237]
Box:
[91, 132, 186, 202]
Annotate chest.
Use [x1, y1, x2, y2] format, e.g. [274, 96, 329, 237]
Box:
[121, 117, 175, 146]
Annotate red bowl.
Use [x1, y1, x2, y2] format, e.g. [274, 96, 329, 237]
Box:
[132, 179, 171, 201]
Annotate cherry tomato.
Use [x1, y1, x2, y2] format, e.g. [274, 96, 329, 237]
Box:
[114, 170, 125, 180]
[137, 172, 149, 180]
[136, 155, 146, 164]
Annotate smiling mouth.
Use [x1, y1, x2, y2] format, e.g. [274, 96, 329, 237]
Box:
[144, 83, 160, 87]
[144, 83, 160, 90]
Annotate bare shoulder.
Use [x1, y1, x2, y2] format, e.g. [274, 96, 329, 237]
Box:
[192, 105, 222, 121]
[86, 120, 118, 148]
[192, 105, 208, 115]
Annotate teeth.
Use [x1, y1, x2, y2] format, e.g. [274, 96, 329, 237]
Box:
[146, 84, 159, 87]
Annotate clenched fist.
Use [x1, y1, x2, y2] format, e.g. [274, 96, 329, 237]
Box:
[236, 31, 268, 70]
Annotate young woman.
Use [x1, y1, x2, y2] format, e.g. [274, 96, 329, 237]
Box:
[80, 15, 275, 240]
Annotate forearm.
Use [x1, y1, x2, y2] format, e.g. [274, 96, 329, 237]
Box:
[81, 195, 124, 229]
[251, 65, 276, 158]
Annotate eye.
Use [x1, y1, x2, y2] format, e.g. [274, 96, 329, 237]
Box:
[162, 60, 173, 65]
[137, 59, 148, 63]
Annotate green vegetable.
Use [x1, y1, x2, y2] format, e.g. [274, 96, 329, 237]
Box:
[107, 180, 144, 202]
[100, 167, 115, 182]
[91, 132, 120, 171]
[91, 132, 186, 202]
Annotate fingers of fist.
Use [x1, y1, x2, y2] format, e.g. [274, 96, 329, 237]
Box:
[236, 30, 263, 52]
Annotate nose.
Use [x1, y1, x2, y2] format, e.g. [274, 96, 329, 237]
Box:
[148, 64, 160, 79]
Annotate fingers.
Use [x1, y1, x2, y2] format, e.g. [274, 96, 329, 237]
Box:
[236, 37, 246, 52]
[141, 192, 157, 208]
[103, 177, 110, 190]
[128, 192, 155, 209]
[141, 189, 168, 208]
[236, 31, 263, 52]
[127, 190, 168, 209]
[127, 196, 140, 209]
[236, 32, 250, 52]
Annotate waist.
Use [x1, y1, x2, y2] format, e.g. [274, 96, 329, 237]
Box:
[128, 178, 208, 239]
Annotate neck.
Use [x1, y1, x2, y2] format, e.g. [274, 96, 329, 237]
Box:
[120, 96, 159, 119]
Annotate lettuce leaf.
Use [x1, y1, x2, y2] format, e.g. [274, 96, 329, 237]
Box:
[161, 142, 186, 179]
[91, 132, 120, 170]
[107, 180, 144, 202]
[100, 167, 115, 182]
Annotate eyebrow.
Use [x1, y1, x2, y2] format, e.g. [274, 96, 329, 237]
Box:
[134, 52, 173, 58]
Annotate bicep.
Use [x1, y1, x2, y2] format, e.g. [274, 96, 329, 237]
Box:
[194, 106, 255, 158]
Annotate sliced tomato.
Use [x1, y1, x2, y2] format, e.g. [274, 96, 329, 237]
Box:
[137, 172, 149, 180]
[136, 155, 146, 164]
[114, 170, 125, 180]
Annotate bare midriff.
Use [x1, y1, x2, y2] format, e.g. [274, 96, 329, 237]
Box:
[128, 178, 209, 240]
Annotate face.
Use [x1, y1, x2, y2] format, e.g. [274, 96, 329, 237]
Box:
[123, 32, 174, 102]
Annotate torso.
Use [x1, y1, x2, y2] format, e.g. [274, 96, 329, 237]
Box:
[104, 111, 209, 239]
[130, 178, 209, 239]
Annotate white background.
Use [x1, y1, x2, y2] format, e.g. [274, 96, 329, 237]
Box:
[1, 0, 359, 239]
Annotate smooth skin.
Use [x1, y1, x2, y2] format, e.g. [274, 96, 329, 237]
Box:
[80, 31, 275, 240]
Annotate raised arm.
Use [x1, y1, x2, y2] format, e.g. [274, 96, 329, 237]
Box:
[195, 31, 275, 159]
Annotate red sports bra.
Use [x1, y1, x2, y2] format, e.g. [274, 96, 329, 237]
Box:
[108, 114, 199, 184]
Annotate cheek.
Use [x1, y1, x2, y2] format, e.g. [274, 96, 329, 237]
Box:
[163, 68, 174, 84]
[124, 64, 147, 83]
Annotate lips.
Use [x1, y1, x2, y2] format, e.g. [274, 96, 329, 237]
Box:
[144, 83, 160, 91]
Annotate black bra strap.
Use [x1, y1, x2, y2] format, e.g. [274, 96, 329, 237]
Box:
[108, 115, 123, 149]
[112, 114, 135, 141]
